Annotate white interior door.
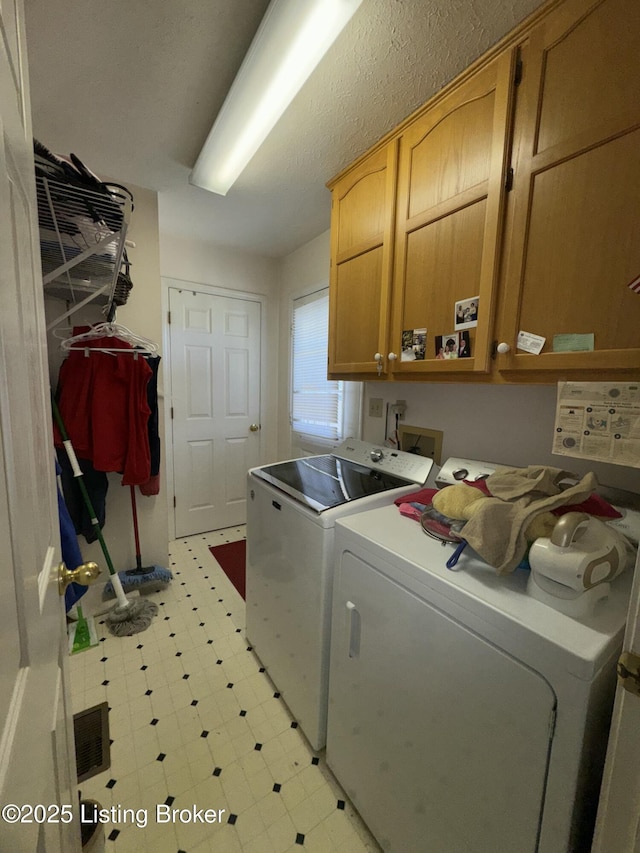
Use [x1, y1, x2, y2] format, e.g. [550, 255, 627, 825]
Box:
[593, 545, 640, 852]
[169, 286, 262, 536]
[0, 1, 80, 850]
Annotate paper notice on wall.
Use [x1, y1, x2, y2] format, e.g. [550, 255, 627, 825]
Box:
[553, 382, 640, 468]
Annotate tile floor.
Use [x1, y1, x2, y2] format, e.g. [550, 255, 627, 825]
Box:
[70, 527, 382, 853]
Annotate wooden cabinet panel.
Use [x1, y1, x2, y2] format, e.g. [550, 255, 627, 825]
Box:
[328, 142, 397, 376]
[333, 248, 384, 366]
[498, 0, 640, 374]
[392, 51, 515, 376]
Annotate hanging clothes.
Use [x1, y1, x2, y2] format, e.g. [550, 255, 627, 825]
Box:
[139, 353, 161, 496]
[57, 449, 109, 543]
[54, 330, 152, 485]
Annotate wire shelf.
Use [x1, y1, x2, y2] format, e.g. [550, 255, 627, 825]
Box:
[36, 176, 132, 326]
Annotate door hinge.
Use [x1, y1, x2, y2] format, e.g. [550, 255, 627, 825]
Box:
[505, 167, 515, 192]
[617, 651, 640, 697]
[514, 53, 523, 87]
[173, 495, 176, 508]
[167, 310, 171, 324]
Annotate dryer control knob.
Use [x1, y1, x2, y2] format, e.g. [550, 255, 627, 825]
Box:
[370, 449, 384, 463]
[453, 468, 469, 480]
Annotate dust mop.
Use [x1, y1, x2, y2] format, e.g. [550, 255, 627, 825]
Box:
[52, 398, 158, 636]
[103, 485, 172, 599]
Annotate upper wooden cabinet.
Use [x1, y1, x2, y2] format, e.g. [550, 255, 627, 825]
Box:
[496, 0, 640, 375]
[391, 51, 515, 377]
[327, 0, 640, 382]
[328, 142, 397, 376]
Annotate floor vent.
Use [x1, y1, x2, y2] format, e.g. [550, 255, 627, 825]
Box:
[73, 702, 110, 783]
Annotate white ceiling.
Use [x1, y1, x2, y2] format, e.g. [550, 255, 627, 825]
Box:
[24, 0, 543, 258]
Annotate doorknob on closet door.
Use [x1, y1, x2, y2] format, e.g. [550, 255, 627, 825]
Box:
[58, 561, 101, 596]
[249, 423, 261, 432]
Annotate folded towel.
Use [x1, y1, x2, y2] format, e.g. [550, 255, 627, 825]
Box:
[461, 465, 598, 574]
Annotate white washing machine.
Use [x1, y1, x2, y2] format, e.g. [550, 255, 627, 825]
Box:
[245, 439, 434, 750]
[326, 501, 633, 853]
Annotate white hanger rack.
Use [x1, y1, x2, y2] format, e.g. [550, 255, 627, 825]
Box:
[57, 322, 158, 356]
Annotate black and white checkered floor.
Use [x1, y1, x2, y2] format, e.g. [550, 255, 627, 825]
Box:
[70, 527, 381, 853]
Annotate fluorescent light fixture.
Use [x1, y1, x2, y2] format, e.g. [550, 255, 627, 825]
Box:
[190, 0, 363, 195]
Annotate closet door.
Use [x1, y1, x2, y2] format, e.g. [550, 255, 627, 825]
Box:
[497, 0, 640, 374]
[169, 287, 262, 536]
[391, 50, 515, 377]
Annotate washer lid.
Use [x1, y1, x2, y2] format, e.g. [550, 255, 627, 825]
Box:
[252, 455, 413, 512]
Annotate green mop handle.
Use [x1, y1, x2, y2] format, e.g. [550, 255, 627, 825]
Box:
[52, 396, 117, 578]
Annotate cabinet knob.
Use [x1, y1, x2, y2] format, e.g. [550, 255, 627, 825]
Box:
[388, 352, 397, 361]
[496, 342, 511, 354]
[374, 353, 383, 362]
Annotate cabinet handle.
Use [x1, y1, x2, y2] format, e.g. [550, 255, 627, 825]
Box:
[388, 352, 397, 361]
[346, 600, 361, 659]
[496, 342, 511, 354]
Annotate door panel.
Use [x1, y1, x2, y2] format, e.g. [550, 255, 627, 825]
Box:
[392, 51, 514, 376]
[170, 287, 261, 536]
[0, 0, 79, 849]
[497, 0, 640, 373]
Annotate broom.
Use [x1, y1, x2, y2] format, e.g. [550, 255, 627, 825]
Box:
[102, 485, 172, 598]
[52, 397, 158, 636]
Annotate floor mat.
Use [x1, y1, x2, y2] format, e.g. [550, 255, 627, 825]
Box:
[209, 538, 246, 599]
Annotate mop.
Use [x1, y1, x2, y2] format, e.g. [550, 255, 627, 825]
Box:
[103, 485, 172, 599]
[52, 398, 158, 636]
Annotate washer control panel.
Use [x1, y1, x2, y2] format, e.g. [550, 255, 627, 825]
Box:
[335, 439, 434, 485]
[436, 457, 501, 488]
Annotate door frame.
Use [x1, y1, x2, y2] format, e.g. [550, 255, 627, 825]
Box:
[161, 277, 270, 540]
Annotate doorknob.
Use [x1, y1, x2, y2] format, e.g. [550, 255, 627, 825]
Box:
[58, 561, 101, 596]
[249, 423, 261, 432]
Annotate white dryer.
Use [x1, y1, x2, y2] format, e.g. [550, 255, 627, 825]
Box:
[326, 503, 632, 853]
[246, 439, 433, 750]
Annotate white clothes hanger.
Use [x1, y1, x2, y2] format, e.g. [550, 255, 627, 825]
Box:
[58, 322, 158, 355]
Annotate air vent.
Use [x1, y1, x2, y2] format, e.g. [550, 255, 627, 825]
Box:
[73, 702, 110, 783]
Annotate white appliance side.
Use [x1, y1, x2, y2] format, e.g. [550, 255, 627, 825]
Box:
[329, 508, 631, 852]
[327, 548, 556, 853]
[246, 474, 333, 749]
[245, 472, 425, 750]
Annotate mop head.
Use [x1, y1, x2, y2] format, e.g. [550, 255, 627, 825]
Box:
[106, 598, 159, 637]
[102, 565, 173, 599]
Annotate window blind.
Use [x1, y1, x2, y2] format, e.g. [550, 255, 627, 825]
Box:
[291, 290, 343, 440]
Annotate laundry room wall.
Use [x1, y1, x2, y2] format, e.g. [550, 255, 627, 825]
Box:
[362, 383, 639, 493]
[46, 183, 169, 574]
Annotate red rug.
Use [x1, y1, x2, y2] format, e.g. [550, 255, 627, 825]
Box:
[209, 539, 246, 599]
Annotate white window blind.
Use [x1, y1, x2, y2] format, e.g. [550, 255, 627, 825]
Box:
[291, 289, 343, 440]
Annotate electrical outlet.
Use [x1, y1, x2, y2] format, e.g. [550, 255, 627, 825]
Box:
[369, 397, 383, 418]
[390, 399, 407, 419]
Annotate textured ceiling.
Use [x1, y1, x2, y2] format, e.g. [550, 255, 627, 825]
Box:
[24, 0, 543, 258]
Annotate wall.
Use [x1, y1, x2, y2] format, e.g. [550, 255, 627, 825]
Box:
[362, 382, 639, 493]
[46, 183, 169, 575]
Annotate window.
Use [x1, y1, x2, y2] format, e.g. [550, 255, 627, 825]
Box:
[291, 288, 360, 445]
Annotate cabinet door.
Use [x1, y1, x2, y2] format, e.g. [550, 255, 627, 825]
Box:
[328, 142, 397, 376]
[391, 51, 515, 376]
[497, 0, 640, 374]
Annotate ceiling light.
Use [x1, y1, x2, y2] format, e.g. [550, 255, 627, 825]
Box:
[190, 0, 364, 196]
